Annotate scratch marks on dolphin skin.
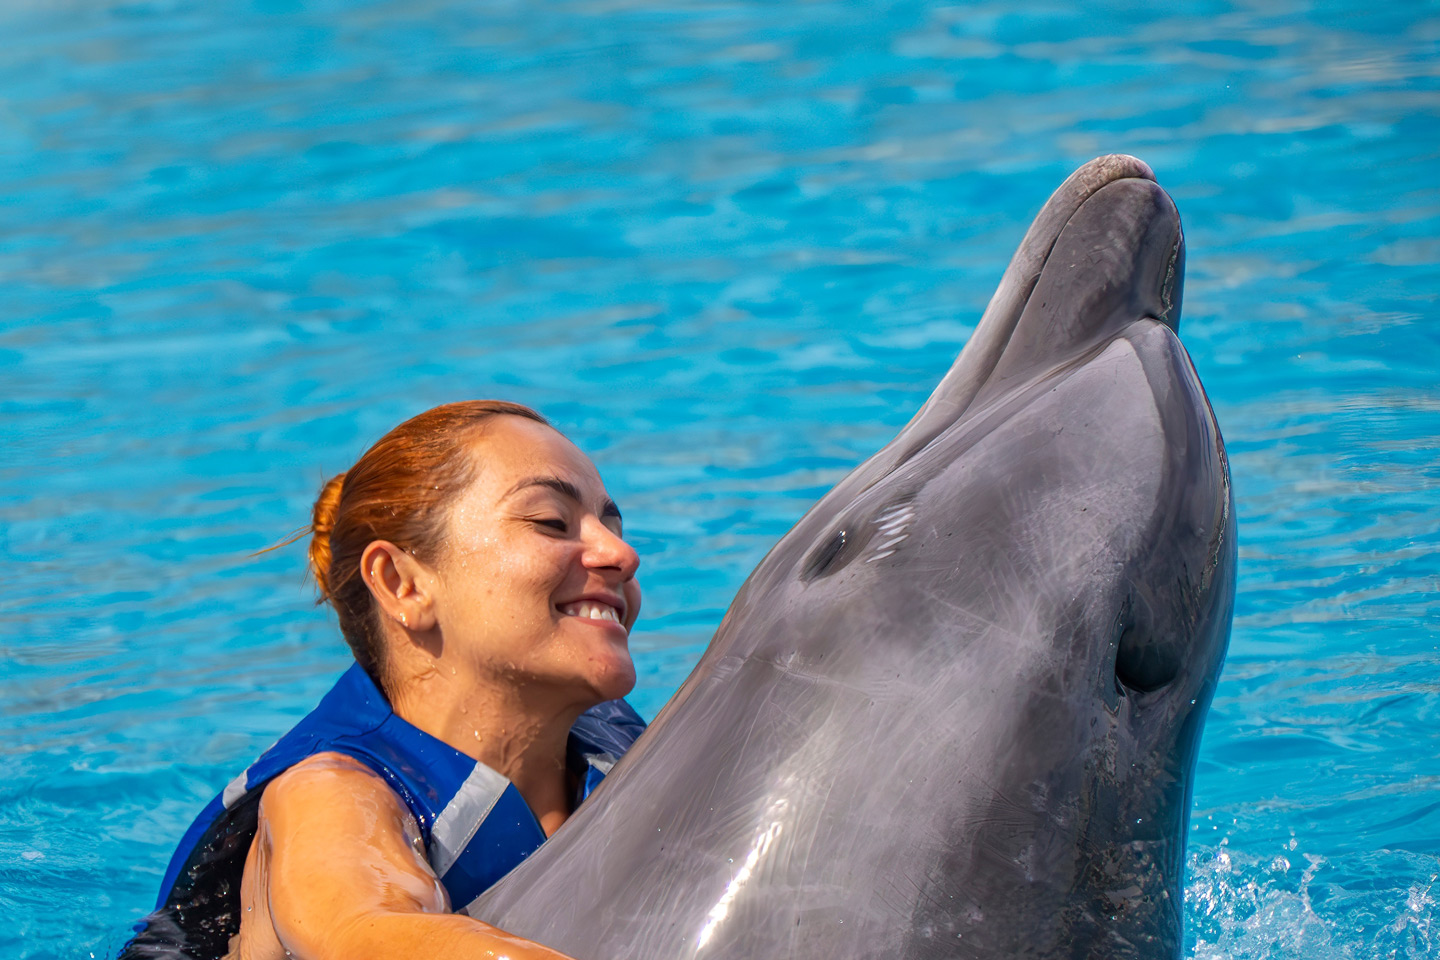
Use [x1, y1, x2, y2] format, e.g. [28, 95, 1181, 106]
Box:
[867, 499, 917, 563]
[1159, 234, 1182, 326]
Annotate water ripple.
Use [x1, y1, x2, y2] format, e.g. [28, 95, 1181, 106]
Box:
[1, 0, 1437, 954]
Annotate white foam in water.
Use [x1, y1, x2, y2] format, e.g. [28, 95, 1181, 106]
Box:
[1186, 840, 1437, 959]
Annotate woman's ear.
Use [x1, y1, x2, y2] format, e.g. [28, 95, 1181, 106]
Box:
[360, 540, 440, 635]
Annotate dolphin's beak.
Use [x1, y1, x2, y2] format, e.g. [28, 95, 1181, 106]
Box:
[980, 166, 1185, 400]
[837, 155, 1181, 498]
[918, 153, 1173, 432]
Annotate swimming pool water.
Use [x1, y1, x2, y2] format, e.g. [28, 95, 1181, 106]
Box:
[1, 0, 1437, 956]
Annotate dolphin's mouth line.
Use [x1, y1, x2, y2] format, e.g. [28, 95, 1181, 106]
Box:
[903, 323, 1156, 484]
[902, 311, 1162, 484]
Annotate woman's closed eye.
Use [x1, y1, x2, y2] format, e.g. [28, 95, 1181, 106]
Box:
[534, 517, 570, 533]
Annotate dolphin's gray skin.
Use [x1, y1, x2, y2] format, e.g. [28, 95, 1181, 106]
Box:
[471, 155, 1235, 959]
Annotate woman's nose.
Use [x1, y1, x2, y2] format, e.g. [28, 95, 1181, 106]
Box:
[583, 517, 640, 578]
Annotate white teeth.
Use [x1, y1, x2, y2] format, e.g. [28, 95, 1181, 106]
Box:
[561, 601, 621, 623]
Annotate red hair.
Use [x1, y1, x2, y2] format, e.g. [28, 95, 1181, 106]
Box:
[309, 400, 551, 688]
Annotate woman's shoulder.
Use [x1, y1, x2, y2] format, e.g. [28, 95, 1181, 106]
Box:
[237, 759, 450, 958]
[259, 750, 406, 824]
[257, 750, 428, 867]
[254, 750, 445, 914]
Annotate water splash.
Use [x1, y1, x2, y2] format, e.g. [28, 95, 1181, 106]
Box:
[1186, 839, 1437, 960]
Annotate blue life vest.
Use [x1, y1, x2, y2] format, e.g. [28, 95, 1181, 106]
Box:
[120, 663, 645, 959]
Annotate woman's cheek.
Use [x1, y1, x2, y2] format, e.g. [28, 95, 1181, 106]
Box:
[623, 580, 642, 631]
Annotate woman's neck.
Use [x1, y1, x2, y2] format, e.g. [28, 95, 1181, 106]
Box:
[386, 662, 583, 837]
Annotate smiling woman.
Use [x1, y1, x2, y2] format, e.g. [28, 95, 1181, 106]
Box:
[120, 401, 647, 960]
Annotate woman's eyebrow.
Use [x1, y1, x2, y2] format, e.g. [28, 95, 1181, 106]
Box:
[507, 475, 622, 521]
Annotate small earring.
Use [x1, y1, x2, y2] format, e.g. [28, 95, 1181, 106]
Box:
[401, 614, 408, 626]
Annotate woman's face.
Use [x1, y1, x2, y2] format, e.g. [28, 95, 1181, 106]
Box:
[430, 415, 641, 709]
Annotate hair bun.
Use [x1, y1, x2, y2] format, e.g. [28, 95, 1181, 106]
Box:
[309, 472, 347, 601]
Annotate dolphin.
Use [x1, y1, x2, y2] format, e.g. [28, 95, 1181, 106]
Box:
[470, 154, 1235, 959]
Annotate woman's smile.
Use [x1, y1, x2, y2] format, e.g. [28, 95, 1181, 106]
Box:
[556, 596, 627, 627]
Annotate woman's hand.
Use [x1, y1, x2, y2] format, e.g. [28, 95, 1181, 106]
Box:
[234, 752, 576, 960]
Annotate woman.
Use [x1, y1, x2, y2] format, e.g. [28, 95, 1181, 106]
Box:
[122, 401, 645, 960]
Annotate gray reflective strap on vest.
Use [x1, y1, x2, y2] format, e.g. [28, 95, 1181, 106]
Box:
[428, 762, 511, 879]
[221, 769, 251, 808]
[584, 753, 616, 774]
[455, 757, 611, 917]
[220, 739, 278, 809]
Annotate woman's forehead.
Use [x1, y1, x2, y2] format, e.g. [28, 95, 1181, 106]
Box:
[469, 416, 606, 498]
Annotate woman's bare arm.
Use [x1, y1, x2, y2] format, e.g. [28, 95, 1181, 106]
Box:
[248, 752, 575, 960]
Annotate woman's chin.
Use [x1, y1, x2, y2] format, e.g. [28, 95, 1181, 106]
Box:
[585, 653, 637, 703]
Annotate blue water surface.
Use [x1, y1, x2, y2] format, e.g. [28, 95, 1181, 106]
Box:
[1, 0, 1437, 956]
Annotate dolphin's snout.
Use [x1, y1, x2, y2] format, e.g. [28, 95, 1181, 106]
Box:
[846, 157, 1175, 495]
[984, 175, 1186, 392]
